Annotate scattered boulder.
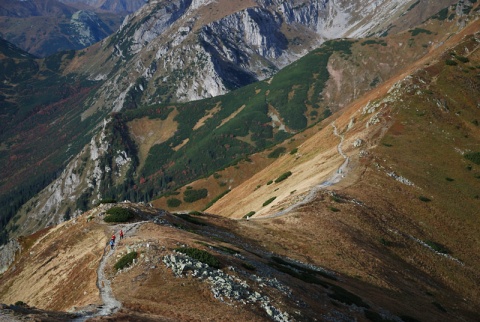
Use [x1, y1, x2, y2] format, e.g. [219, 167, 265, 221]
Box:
[353, 139, 363, 147]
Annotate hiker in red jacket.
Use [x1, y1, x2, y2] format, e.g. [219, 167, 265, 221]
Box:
[119, 230, 124, 240]
[111, 233, 116, 243]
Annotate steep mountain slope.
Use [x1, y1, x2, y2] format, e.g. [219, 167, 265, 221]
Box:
[4, 1, 475, 242]
[0, 3, 479, 322]
[0, 0, 138, 57]
[0, 39, 105, 244]
[1, 197, 478, 321]
[206, 15, 480, 320]
[68, 0, 457, 112]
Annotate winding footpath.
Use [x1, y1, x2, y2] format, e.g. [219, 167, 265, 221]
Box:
[73, 221, 147, 321]
[263, 123, 349, 219]
[96, 247, 122, 316]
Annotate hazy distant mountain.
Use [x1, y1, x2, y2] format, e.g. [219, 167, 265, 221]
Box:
[0, 0, 146, 56]
[59, 0, 147, 13]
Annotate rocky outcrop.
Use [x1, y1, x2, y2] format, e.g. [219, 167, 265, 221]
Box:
[163, 252, 291, 322]
[70, 10, 113, 47]
[16, 118, 134, 236]
[85, 0, 429, 112]
[0, 239, 21, 275]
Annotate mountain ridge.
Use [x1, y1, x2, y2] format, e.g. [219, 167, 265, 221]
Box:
[1, 0, 474, 243]
[0, 1, 479, 321]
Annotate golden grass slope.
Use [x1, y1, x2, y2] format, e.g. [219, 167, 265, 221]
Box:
[0, 210, 106, 311]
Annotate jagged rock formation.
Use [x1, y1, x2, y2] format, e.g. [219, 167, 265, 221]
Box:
[0, 239, 20, 274]
[13, 117, 136, 235]
[163, 252, 291, 322]
[78, 0, 458, 113]
[8, 0, 469, 240]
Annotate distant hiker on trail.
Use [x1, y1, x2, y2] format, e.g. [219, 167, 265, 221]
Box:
[111, 233, 116, 242]
[110, 239, 115, 250]
[120, 230, 124, 240]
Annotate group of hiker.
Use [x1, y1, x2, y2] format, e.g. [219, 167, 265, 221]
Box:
[109, 229, 124, 250]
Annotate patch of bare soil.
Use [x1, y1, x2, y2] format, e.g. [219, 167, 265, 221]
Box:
[128, 110, 179, 170]
[193, 102, 221, 130]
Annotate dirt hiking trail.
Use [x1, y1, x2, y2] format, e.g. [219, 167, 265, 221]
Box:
[263, 122, 349, 219]
[73, 221, 147, 321]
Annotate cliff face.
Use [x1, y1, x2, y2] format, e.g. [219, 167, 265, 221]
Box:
[5, 0, 462, 239]
[0, 239, 20, 275]
[78, 0, 455, 113]
[11, 117, 137, 235]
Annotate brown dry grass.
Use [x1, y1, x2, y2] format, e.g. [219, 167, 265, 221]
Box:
[0, 210, 106, 311]
[107, 222, 267, 321]
[128, 110, 179, 170]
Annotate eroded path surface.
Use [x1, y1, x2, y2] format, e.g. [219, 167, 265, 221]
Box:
[264, 123, 349, 219]
[96, 247, 122, 316]
[73, 221, 147, 321]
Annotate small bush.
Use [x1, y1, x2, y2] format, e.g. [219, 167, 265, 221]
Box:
[432, 8, 449, 21]
[330, 207, 340, 212]
[268, 147, 287, 158]
[455, 55, 469, 63]
[419, 196, 431, 202]
[14, 301, 27, 307]
[380, 238, 394, 247]
[167, 198, 182, 207]
[445, 177, 454, 182]
[410, 28, 432, 36]
[203, 189, 230, 209]
[464, 152, 480, 165]
[266, 180, 273, 185]
[175, 247, 220, 268]
[263, 197, 277, 207]
[361, 39, 387, 46]
[275, 171, 292, 183]
[330, 195, 344, 203]
[290, 148, 298, 155]
[114, 251, 138, 270]
[184, 188, 208, 203]
[241, 262, 256, 271]
[425, 240, 449, 254]
[159, 191, 180, 198]
[244, 211, 255, 218]
[104, 207, 134, 222]
[445, 59, 458, 66]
